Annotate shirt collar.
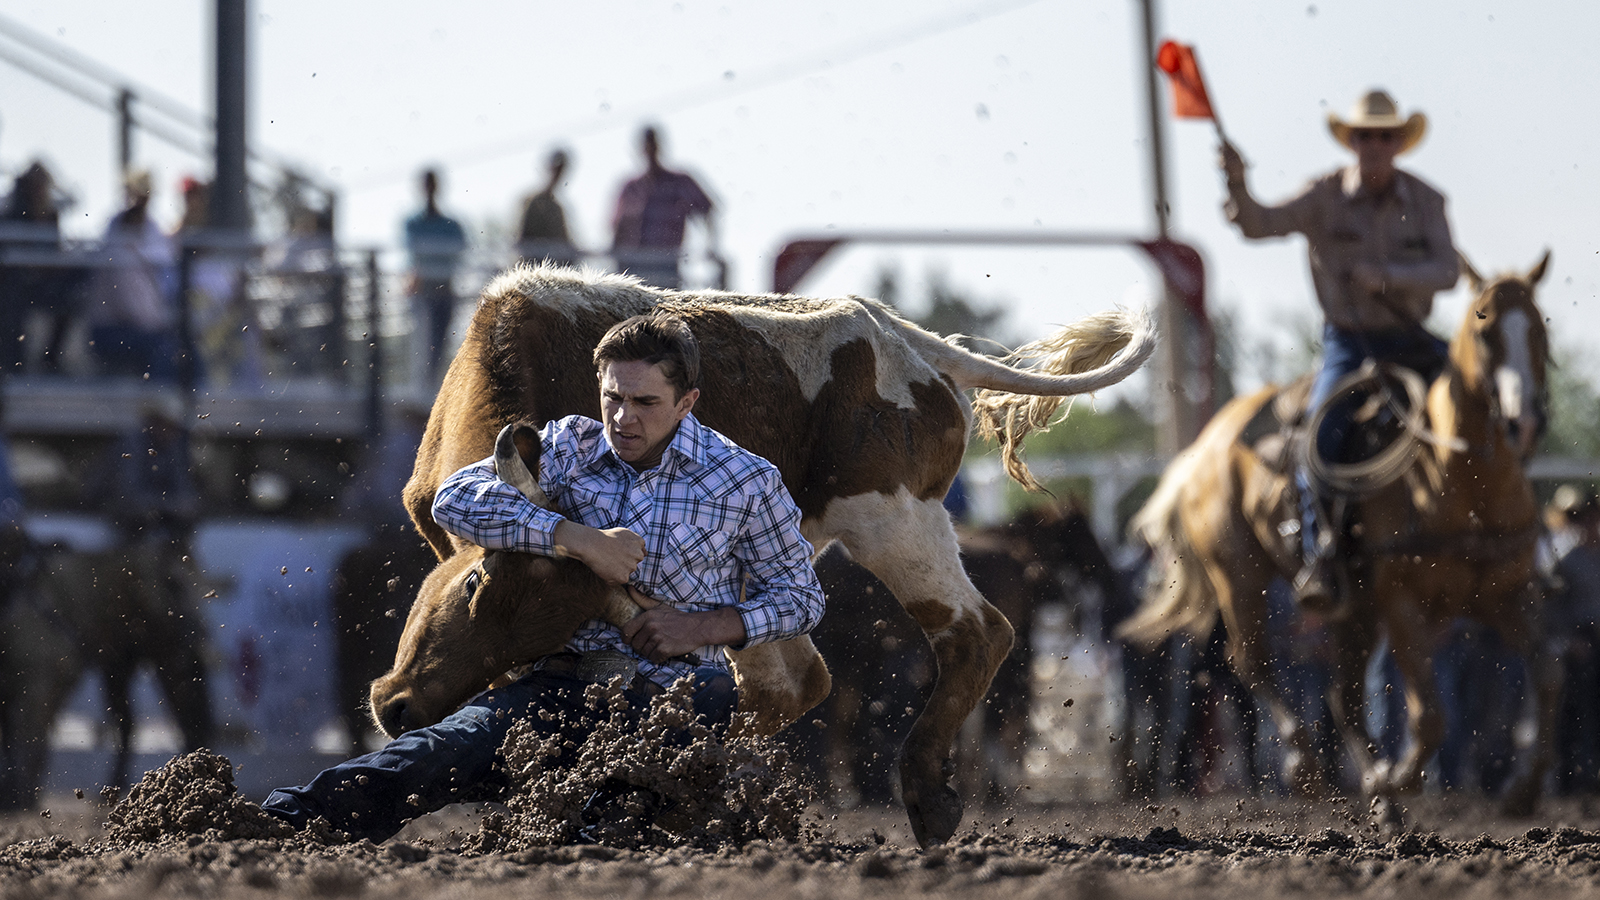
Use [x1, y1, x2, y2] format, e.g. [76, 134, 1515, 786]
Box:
[1340, 165, 1413, 205]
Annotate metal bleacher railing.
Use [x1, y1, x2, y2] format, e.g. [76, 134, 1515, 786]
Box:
[0, 233, 727, 443]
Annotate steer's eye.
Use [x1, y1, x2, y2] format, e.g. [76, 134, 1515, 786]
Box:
[463, 569, 482, 599]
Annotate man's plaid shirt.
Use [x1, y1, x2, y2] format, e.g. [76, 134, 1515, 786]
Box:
[432, 413, 824, 689]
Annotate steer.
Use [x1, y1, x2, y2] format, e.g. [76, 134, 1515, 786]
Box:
[370, 264, 1154, 846]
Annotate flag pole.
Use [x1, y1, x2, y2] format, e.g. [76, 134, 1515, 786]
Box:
[1189, 46, 1228, 147]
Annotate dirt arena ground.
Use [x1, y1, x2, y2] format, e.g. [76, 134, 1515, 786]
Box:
[8, 773, 1600, 900]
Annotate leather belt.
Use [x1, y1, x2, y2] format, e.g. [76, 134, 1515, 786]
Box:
[532, 650, 664, 698]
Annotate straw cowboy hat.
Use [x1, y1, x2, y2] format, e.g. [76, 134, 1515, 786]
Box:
[1327, 89, 1427, 154]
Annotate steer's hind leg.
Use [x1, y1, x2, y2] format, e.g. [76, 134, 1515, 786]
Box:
[825, 489, 1014, 847]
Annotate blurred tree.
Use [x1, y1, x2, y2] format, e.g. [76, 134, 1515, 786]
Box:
[1543, 344, 1600, 458]
[873, 265, 1014, 350]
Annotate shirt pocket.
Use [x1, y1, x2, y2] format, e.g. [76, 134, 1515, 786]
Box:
[664, 520, 736, 603]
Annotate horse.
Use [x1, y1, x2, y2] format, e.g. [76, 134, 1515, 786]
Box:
[1118, 252, 1554, 817]
[0, 539, 214, 809]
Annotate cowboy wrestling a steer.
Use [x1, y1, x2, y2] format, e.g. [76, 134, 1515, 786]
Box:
[262, 313, 826, 844]
[262, 263, 1153, 848]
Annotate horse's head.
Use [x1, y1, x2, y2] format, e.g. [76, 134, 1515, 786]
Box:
[1001, 499, 1123, 610]
[367, 423, 617, 738]
[1458, 250, 1551, 459]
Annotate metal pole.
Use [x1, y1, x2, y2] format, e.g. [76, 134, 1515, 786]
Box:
[365, 250, 383, 442]
[176, 242, 197, 395]
[1137, 0, 1194, 455]
[1138, 0, 1170, 240]
[116, 88, 134, 174]
[209, 0, 250, 232]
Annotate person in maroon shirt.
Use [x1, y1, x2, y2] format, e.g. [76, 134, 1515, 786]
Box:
[610, 126, 715, 288]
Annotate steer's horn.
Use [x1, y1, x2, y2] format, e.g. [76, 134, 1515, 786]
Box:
[494, 422, 552, 508]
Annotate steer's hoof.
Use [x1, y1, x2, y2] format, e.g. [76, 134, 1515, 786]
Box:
[903, 778, 963, 848]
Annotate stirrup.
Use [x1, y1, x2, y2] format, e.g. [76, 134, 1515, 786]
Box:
[1293, 556, 1352, 619]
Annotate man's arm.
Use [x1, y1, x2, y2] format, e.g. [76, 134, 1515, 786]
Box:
[431, 458, 644, 585]
[621, 594, 745, 663]
[727, 467, 825, 647]
[1220, 141, 1315, 240]
[619, 465, 819, 664]
[1372, 188, 1461, 295]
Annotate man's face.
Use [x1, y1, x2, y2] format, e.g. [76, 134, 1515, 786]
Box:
[1350, 128, 1402, 176]
[599, 359, 698, 469]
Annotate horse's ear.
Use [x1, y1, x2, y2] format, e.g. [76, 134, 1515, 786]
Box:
[1527, 249, 1552, 286]
[1458, 252, 1486, 294]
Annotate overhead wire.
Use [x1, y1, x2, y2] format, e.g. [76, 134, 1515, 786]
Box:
[342, 0, 1049, 194]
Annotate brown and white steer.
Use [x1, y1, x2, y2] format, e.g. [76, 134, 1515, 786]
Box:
[371, 264, 1154, 846]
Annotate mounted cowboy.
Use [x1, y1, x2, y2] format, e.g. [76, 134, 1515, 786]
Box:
[1219, 88, 1461, 613]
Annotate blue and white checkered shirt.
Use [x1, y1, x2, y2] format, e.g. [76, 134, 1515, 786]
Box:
[432, 413, 824, 688]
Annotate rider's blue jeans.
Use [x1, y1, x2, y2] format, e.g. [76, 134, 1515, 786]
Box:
[1299, 324, 1448, 558]
[261, 665, 737, 843]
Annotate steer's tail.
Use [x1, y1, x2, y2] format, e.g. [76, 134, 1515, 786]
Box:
[916, 305, 1154, 491]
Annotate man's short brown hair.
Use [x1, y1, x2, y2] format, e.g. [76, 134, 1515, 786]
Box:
[593, 313, 701, 399]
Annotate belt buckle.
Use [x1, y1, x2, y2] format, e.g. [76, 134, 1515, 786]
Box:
[575, 650, 638, 685]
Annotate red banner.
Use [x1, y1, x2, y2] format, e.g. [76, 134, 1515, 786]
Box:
[1156, 40, 1215, 120]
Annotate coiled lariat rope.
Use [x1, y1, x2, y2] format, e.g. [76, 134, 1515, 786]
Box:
[1300, 360, 1463, 498]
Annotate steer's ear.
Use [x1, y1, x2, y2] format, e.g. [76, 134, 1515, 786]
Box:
[494, 422, 552, 508]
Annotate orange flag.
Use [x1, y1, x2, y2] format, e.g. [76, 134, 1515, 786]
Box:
[1156, 40, 1215, 120]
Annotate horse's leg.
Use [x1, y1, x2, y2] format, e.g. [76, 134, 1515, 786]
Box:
[1374, 593, 1446, 794]
[101, 662, 134, 791]
[1324, 615, 1380, 790]
[1497, 581, 1558, 816]
[824, 488, 1014, 847]
[1209, 563, 1324, 796]
[828, 680, 864, 806]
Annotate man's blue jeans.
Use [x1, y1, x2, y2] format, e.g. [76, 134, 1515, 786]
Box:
[1299, 324, 1448, 558]
[262, 665, 737, 843]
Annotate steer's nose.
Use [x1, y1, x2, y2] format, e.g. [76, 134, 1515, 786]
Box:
[377, 697, 409, 739]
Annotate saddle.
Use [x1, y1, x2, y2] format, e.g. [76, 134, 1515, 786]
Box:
[1239, 376, 1313, 474]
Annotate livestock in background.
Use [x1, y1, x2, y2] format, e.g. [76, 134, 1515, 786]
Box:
[373, 264, 1154, 846]
[0, 540, 213, 809]
[1120, 253, 1555, 819]
[329, 528, 436, 756]
[797, 499, 1126, 806]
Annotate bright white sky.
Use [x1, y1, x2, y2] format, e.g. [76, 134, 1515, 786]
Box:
[2, 0, 1597, 392]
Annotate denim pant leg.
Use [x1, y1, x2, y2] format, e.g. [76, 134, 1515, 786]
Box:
[262, 671, 593, 842]
[263, 666, 740, 843]
[1298, 327, 1369, 556]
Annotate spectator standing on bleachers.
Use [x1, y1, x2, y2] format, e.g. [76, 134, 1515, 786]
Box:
[86, 169, 180, 381]
[610, 125, 717, 289]
[403, 169, 466, 381]
[0, 161, 77, 374]
[517, 148, 578, 268]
